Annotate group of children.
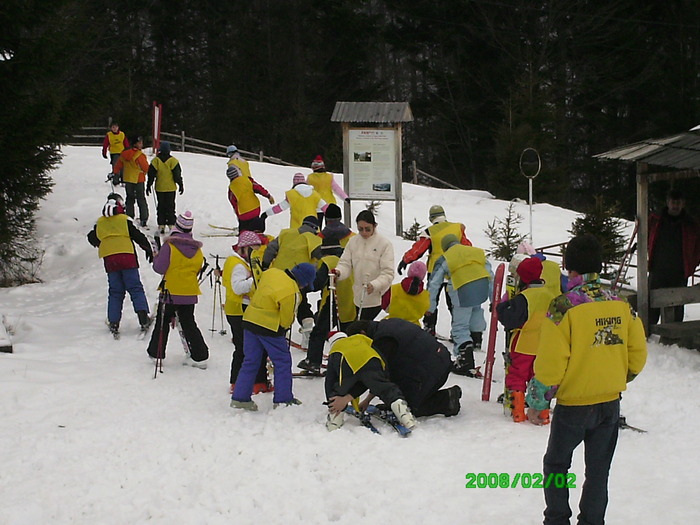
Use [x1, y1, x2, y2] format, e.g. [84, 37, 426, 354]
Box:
[91, 131, 583, 429]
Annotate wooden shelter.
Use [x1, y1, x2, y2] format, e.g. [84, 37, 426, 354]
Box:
[594, 131, 700, 348]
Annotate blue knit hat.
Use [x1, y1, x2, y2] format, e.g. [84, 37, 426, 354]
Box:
[290, 263, 316, 289]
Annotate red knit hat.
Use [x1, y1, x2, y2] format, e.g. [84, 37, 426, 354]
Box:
[311, 155, 325, 171]
[517, 257, 543, 285]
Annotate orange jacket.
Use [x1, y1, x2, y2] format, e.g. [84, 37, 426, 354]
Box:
[114, 148, 149, 184]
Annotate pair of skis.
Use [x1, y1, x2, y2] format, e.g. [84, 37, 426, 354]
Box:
[344, 405, 412, 437]
[203, 224, 239, 237]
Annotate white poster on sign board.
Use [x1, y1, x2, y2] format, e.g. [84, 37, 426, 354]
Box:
[348, 128, 397, 200]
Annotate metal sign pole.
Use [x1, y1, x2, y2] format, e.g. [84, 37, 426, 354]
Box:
[519, 148, 541, 245]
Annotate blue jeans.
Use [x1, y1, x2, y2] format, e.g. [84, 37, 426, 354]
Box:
[232, 330, 293, 404]
[107, 268, 148, 323]
[543, 399, 620, 525]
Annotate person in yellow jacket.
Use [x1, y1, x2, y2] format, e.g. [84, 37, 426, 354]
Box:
[230, 262, 317, 411]
[526, 234, 647, 525]
[102, 122, 129, 184]
[113, 135, 150, 227]
[426, 234, 492, 377]
[222, 231, 272, 394]
[306, 155, 349, 225]
[323, 331, 417, 431]
[146, 141, 183, 234]
[261, 172, 327, 229]
[87, 193, 153, 338]
[381, 260, 430, 326]
[496, 257, 557, 422]
[146, 211, 209, 368]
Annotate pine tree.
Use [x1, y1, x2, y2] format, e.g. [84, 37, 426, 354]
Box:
[484, 203, 527, 261]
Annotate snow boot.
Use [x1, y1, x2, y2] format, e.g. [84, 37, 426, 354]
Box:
[390, 399, 417, 429]
[183, 357, 208, 369]
[230, 399, 259, 411]
[297, 357, 322, 376]
[108, 321, 120, 339]
[452, 342, 477, 376]
[137, 310, 152, 331]
[511, 391, 527, 422]
[299, 317, 314, 350]
[445, 385, 462, 417]
[538, 409, 551, 425]
[326, 411, 345, 431]
[274, 398, 302, 409]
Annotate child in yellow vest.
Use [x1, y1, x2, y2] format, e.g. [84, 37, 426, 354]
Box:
[306, 155, 349, 225]
[261, 173, 327, 229]
[381, 261, 430, 326]
[222, 231, 273, 394]
[496, 257, 557, 423]
[146, 211, 209, 368]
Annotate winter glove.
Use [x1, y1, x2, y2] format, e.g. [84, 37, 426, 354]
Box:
[102, 152, 108, 159]
[397, 260, 407, 274]
[268, 195, 275, 204]
[146, 185, 152, 196]
[178, 184, 184, 195]
[260, 211, 268, 220]
[345, 197, 351, 204]
[146, 250, 154, 263]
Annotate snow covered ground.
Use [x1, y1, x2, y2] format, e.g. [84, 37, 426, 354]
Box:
[1, 146, 698, 524]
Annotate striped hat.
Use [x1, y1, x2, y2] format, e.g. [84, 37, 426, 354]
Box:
[174, 211, 194, 233]
[292, 173, 306, 185]
[311, 155, 325, 171]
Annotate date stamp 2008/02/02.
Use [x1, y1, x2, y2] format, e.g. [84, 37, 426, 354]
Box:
[465, 473, 577, 489]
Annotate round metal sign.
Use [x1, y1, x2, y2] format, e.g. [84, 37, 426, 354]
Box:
[519, 148, 541, 179]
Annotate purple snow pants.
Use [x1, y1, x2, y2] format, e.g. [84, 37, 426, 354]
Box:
[232, 330, 293, 404]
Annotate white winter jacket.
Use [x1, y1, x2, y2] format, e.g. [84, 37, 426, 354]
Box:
[336, 231, 395, 308]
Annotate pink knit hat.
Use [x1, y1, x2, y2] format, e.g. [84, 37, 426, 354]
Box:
[407, 260, 427, 280]
[292, 173, 306, 185]
[236, 230, 263, 249]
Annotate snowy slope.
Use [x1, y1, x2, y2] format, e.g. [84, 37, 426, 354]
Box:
[0, 146, 698, 524]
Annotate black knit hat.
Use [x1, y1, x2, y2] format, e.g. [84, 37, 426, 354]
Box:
[564, 234, 602, 274]
[325, 203, 342, 220]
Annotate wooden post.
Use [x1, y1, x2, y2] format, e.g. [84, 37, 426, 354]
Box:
[636, 162, 649, 334]
[180, 131, 185, 152]
[412, 160, 417, 184]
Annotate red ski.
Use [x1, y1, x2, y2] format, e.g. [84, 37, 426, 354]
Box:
[482, 262, 505, 401]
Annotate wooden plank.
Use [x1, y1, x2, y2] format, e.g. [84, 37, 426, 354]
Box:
[650, 284, 700, 308]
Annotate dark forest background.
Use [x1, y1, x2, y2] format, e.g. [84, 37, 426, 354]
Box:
[3, 0, 700, 279]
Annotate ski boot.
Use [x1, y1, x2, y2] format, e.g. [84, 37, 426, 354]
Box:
[252, 381, 274, 394]
[452, 342, 478, 376]
[297, 357, 322, 376]
[183, 357, 208, 369]
[137, 310, 152, 331]
[326, 411, 345, 431]
[390, 399, 417, 429]
[511, 390, 527, 422]
[471, 332, 483, 350]
[445, 385, 462, 417]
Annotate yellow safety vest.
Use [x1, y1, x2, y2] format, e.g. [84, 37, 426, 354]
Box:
[122, 150, 145, 184]
[162, 244, 204, 296]
[107, 131, 127, 154]
[228, 158, 261, 216]
[542, 259, 563, 298]
[306, 171, 336, 204]
[426, 221, 463, 273]
[319, 254, 356, 324]
[271, 229, 321, 270]
[222, 256, 248, 316]
[443, 244, 490, 290]
[96, 214, 134, 258]
[386, 282, 430, 326]
[151, 156, 179, 192]
[511, 286, 558, 356]
[329, 334, 385, 384]
[286, 188, 321, 229]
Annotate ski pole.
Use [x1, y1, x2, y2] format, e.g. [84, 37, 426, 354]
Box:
[153, 284, 170, 378]
[329, 271, 337, 331]
[356, 273, 369, 320]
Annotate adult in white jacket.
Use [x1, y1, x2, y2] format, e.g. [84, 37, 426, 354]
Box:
[334, 210, 395, 321]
